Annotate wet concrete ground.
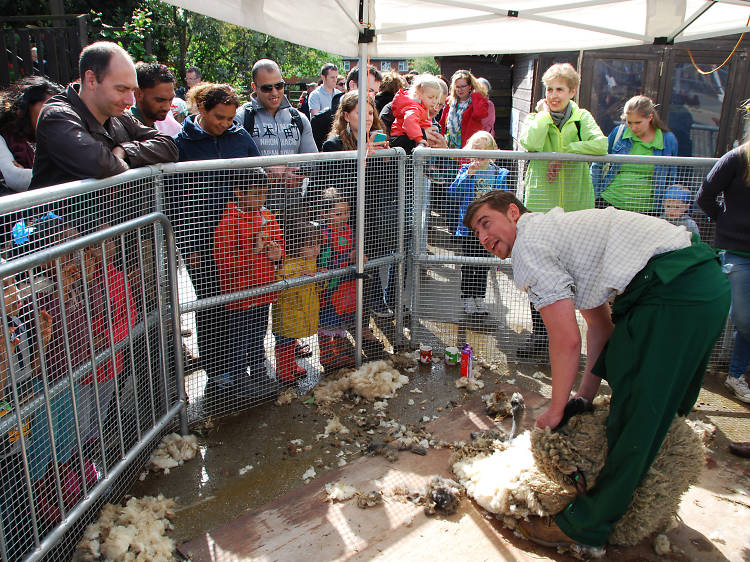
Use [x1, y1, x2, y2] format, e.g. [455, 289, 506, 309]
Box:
[129, 353, 750, 560]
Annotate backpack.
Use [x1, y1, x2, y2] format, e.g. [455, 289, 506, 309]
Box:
[242, 105, 304, 138]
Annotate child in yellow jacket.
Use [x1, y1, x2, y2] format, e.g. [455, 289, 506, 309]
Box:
[272, 222, 323, 382]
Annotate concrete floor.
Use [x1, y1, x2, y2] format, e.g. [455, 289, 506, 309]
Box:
[129, 355, 750, 561]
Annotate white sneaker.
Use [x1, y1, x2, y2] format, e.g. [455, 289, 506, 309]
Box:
[725, 376, 750, 403]
[462, 297, 477, 315]
[474, 297, 489, 316]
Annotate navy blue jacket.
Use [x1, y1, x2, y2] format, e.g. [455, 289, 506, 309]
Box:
[170, 115, 261, 255]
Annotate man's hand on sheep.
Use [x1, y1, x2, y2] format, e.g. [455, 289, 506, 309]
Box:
[536, 407, 564, 429]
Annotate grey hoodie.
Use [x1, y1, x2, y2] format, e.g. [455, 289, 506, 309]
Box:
[235, 96, 318, 157]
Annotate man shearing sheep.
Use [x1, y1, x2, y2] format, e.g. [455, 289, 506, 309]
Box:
[464, 190, 729, 549]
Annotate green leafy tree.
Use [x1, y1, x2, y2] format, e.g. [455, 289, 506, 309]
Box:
[411, 56, 440, 75]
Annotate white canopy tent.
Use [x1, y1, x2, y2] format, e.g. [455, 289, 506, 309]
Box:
[162, 0, 749, 363]
[164, 0, 750, 58]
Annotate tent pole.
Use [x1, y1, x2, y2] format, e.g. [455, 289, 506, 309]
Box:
[354, 37, 368, 368]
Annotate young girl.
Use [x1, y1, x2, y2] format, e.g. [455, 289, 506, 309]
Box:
[389, 73, 443, 153]
[592, 95, 678, 214]
[316, 188, 358, 369]
[272, 222, 323, 382]
[449, 131, 510, 316]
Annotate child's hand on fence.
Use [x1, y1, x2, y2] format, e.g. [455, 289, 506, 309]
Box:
[61, 260, 81, 300]
[185, 252, 200, 270]
[547, 160, 562, 182]
[301, 269, 316, 276]
[254, 232, 267, 254]
[468, 159, 485, 175]
[265, 240, 282, 262]
[317, 267, 328, 274]
[38, 309, 53, 349]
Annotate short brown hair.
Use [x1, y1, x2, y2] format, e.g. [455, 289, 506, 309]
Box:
[542, 63, 580, 91]
[463, 190, 528, 231]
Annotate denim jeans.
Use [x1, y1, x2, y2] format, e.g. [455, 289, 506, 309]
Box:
[721, 251, 750, 379]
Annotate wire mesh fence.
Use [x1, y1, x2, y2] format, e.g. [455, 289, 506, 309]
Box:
[411, 148, 722, 367]
[0, 179, 184, 561]
[166, 149, 407, 422]
[0, 147, 728, 559]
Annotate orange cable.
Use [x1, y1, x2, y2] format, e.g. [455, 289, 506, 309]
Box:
[687, 13, 750, 75]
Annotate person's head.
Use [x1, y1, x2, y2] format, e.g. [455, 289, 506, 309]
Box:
[410, 74, 443, 113]
[78, 42, 137, 123]
[379, 71, 406, 96]
[321, 63, 339, 90]
[306, 82, 317, 94]
[134, 62, 175, 125]
[330, 91, 384, 149]
[477, 77, 491, 99]
[287, 221, 322, 260]
[621, 95, 669, 138]
[189, 83, 240, 137]
[465, 131, 497, 169]
[449, 70, 485, 103]
[429, 77, 449, 119]
[251, 59, 285, 115]
[662, 185, 692, 219]
[464, 190, 529, 259]
[185, 67, 202, 88]
[233, 167, 269, 212]
[335, 75, 346, 92]
[541, 63, 579, 113]
[0, 75, 62, 141]
[345, 65, 382, 94]
[320, 187, 350, 228]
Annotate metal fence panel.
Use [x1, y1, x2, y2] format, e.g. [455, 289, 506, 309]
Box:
[0, 198, 183, 560]
[411, 148, 723, 367]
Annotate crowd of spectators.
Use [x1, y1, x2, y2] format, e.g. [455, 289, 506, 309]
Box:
[0, 41, 748, 558]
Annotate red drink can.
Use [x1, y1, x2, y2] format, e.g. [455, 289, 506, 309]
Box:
[460, 344, 473, 378]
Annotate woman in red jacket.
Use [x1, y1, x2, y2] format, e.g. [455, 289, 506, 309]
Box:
[439, 70, 489, 149]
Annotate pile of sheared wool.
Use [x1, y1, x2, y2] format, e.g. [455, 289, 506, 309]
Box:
[325, 481, 358, 502]
[314, 360, 408, 403]
[455, 377, 484, 391]
[452, 431, 570, 529]
[148, 433, 199, 474]
[74, 495, 175, 561]
[452, 396, 705, 549]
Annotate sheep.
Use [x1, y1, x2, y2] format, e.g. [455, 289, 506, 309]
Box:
[452, 395, 704, 549]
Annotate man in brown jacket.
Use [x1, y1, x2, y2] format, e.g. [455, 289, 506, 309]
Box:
[31, 41, 177, 190]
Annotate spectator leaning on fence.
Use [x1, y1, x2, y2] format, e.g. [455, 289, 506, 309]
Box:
[591, 95, 678, 214]
[30, 41, 178, 191]
[130, 62, 182, 137]
[0, 76, 62, 195]
[465, 189, 729, 551]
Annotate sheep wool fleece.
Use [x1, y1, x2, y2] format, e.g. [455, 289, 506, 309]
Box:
[555, 237, 730, 546]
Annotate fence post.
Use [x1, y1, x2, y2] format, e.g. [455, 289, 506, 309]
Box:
[410, 151, 426, 346]
[394, 149, 406, 347]
[76, 14, 88, 49]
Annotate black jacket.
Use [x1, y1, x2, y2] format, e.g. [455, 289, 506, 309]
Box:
[31, 84, 178, 189]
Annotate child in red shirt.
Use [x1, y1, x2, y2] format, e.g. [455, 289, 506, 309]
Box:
[214, 167, 284, 402]
[389, 74, 443, 153]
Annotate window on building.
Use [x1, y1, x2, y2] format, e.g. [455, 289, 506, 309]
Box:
[666, 61, 727, 157]
[343, 61, 350, 72]
[589, 59, 646, 136]
[398, 61, 407, 72]
[381, 61, 391, 71]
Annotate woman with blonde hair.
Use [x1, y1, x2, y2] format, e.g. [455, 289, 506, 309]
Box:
[439, 69, 489, 149]
[592, 95, 678, 214]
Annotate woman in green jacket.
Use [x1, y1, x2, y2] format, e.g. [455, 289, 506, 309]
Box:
[520, 63, 607, 213]
[517, 63, 607, 360]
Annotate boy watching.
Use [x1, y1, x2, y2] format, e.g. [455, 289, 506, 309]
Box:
[661, 185, 699, 237]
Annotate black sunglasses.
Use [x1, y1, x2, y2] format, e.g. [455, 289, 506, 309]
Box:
[337, 81, 345, 86]
[259, 81, 285, 93]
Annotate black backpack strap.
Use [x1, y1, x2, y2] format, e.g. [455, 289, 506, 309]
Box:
[289, 107, 304, 135]
[575, 119, 582, 141]
[243, 105, 256, 136]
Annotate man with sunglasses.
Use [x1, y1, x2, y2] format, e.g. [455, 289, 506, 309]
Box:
[308, 62, 339, 117]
